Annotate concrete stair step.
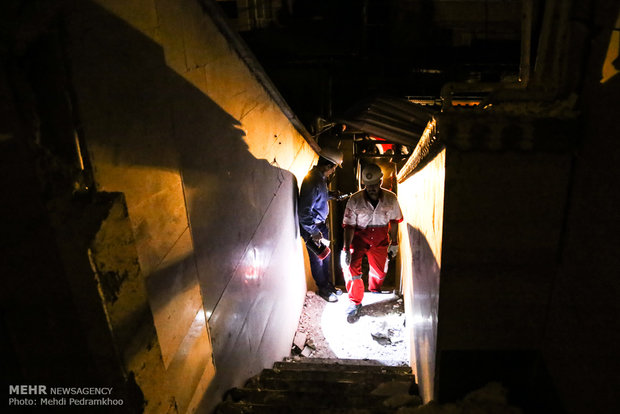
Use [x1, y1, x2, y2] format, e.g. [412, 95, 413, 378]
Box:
[221, 388, 398, 410]
[247, 369, 415, 391]
[280, 357, 408, 367]
[245, 376, 412, 395]
[216, 401, 391, 414]
[215, 358, 420, 414]
[273, 360, 412, 375]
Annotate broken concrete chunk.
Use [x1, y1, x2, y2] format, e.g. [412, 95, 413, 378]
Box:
[371, 331, 392, 345]
[293, 331, 307, 350]
[300, 346, 313, 357]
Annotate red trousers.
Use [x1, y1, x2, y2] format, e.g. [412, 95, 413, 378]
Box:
[344, 240, 389, 305]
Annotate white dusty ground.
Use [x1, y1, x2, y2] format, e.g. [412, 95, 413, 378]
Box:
[292, 290, 410, 366]
[290, 292, 525, 414]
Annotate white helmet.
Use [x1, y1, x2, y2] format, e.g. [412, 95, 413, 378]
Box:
[361, 164, 383, 185]
[319, 147, 343, 167]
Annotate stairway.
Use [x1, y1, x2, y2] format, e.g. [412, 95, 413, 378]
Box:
[215, 358, 421, 413]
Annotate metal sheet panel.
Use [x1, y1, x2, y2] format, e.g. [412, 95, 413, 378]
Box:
[398, 148, 446, 403]
[200, 173, 307, 400]
[340, 97, 435, 146]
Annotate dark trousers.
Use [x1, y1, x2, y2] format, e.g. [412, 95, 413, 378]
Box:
[302, 222, 331, 291]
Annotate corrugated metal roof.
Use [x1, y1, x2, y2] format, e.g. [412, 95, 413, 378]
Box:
[338, 97, 436, 147]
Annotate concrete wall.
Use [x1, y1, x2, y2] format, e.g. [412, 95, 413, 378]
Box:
[437, 140, 573, 406]
[67, 0, 317, 411]
[396, 2, 620, 412]
[398, 148, 446, 402]
[540, 2, 620, 412]
[397, 115, 575, 411]
[2, 0, 316, 413]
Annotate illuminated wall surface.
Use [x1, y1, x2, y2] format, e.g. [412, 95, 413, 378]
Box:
[60, 0, 315, 412]
[398, 149, 445, 402]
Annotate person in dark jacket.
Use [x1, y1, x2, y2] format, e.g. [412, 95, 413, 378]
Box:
[298, 147, 344, 302]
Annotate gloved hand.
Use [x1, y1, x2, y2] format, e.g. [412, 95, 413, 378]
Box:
[311, 230, 323, 245]
[328, 190, 341, 200]
[387, 244, 399, 259]
[341, 248, 352, 267]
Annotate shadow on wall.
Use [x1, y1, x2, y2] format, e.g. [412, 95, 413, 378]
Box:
[175, 94, 292, 313]
[3, 1, 306, 412]
[69, 0, 300, 322]
[405, 223, 439, 403]
[174, 86, 303, 408]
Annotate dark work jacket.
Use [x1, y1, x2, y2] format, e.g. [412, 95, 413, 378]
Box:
[298, 166, 329, 240]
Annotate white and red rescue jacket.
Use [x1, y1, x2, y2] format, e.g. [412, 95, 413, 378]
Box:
[342, 189, 403, 248]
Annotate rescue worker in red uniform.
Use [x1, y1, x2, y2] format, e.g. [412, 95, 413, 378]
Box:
[341, 163, 403, 322]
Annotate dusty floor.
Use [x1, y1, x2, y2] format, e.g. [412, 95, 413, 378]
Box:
[290, 289, 410, 366]
[286, 292, 526, 414]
